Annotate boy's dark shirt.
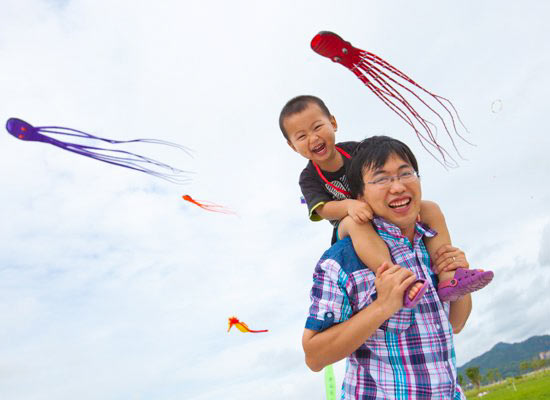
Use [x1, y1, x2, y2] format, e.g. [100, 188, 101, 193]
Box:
[299, 141, 359, 244]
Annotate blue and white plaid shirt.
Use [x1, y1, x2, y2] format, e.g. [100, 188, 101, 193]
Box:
[305, 217, 465, 399]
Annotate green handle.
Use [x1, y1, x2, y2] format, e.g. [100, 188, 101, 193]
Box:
[324, 364, 336, 400]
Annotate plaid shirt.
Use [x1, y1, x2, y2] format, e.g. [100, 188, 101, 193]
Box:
[305, 217, 465, 400]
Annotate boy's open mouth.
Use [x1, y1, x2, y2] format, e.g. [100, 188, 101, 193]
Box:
[312, 143, 326, 154]
[388, 198, 411, 209]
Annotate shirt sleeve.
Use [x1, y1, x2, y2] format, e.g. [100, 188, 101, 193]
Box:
[305, 258, 352, 331]
[299, 165, 333, 222]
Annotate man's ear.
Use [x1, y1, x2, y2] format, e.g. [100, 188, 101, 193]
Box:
[287, 140, 297, 152]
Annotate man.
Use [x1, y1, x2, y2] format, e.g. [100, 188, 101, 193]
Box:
[302, 136, 473, 399]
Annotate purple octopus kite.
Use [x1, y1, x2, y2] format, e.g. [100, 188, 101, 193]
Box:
[5, 118, 193, 184]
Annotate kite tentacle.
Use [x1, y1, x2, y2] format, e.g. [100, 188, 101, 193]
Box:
[362, 65, 457, 165]
[45, 136, 193, 184]
[38, 126, 194, 156]
[362, 52, 470, 135]
[366, 80, 453, 167]
[355, 59, 461, 166]
[359, 54, 471, 151]
[349, 64, 455, 167]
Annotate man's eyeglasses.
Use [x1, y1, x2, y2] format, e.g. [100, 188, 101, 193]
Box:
[367, 170, 420, 187]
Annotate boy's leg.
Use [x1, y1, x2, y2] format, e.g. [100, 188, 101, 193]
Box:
[420, 201, 455, 283]
[421, 201, 494, 301]
[338, 216, 426, 302]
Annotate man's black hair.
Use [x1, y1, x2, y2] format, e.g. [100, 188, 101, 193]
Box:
[347, 136, 419, 199]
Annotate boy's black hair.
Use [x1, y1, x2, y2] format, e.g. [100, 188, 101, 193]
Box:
[279, 95, 332, 140]
[347, 136, 419, 199]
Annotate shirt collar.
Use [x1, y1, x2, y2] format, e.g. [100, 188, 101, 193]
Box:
[372, 216, 437, 239]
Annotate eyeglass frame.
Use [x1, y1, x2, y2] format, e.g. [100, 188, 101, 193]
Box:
[366, 170, 420, 187]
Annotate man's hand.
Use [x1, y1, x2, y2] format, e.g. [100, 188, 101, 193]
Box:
[433, 245, 469, 274]
[374, 262, 417, 315]
[347, 199, 374, 224]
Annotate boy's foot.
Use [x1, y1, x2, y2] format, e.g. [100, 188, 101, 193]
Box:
[438, 268, 494, 302]
[403, 279, 429, 308]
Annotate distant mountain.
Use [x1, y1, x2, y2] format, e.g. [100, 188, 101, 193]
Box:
[458, 335, 550, 379]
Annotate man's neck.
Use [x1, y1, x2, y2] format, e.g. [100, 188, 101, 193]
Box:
[402, 226, 416, 243]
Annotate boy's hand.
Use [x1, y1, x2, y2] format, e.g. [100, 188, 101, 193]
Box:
[347, 199, 374, 224]
[433, 245, 469, 273]
[374, 262, 417, 315]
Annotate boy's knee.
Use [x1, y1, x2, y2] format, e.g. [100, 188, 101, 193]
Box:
[337, 216, 354, 239]
[339, 216, 373, 240]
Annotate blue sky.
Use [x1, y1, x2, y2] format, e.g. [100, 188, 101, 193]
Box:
[1, 1, 550, 399]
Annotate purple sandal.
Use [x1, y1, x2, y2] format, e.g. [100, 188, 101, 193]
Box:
[403, 279, 429, 308]
[438, 268, 494, 302]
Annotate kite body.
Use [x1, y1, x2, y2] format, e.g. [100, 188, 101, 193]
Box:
[311, 31, 470, 167]
[5, 118, 193, 184]
[227, 316, 268, 333]
[182, 195, 236, 215]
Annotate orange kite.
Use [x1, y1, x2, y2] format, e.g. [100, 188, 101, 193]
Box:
[182, 194, 237, 215]
[227, 316, 268, 333]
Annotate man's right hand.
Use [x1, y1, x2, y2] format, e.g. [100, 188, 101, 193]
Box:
[374, 262, 417, 315]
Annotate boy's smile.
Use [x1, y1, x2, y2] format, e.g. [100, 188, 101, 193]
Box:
[284, 103, 342, 171]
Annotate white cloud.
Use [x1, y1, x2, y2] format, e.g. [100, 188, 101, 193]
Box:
[539, 223, 550, 266]
[1, 0, 550, 398]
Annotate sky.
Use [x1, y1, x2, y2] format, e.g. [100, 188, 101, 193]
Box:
[1, 0, 549, 399]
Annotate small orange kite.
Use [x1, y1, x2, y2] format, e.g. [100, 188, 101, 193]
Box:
[182, 194, 237, 215]
[227, 316, 268, 333]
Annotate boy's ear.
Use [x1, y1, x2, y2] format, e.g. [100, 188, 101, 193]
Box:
[287, 140, 297, 152]
[330, 115, 338, 131]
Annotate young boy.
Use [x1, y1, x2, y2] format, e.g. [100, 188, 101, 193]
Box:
[279, 95, 493, 305]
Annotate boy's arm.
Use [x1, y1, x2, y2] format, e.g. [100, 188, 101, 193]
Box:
[314, 199, 349, 221]
[316, 199, 373, 224]
[302, 263, 417, 372]
[449, 294, 472, 334]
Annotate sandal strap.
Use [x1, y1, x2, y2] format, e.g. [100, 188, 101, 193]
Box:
[438, 278, 458, 289]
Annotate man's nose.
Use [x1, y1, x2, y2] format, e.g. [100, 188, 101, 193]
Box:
[388, 178, 406, 192]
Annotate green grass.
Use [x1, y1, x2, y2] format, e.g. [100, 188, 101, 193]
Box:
[466, 370, 550, 400]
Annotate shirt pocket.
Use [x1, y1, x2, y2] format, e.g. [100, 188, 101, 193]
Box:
[379, 308, 415, 334]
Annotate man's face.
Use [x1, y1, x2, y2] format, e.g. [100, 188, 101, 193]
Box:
[360, 153, 421, 233]
[284, 103, 338, 164]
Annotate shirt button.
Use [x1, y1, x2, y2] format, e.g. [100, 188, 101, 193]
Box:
[436, 324, 442, 330]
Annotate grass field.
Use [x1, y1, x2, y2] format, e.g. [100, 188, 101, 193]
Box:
[466, 369, 550, 400]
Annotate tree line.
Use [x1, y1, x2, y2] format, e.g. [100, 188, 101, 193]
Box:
[459, 357, 550, 388]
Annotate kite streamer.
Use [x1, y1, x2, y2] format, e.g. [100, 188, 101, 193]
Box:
[5, 118, 193, 183]
[324, 364, 336, 400]
[227, 316, 268, 333]
[182, 195, 236, 215]
[311, 31, 471, 167]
